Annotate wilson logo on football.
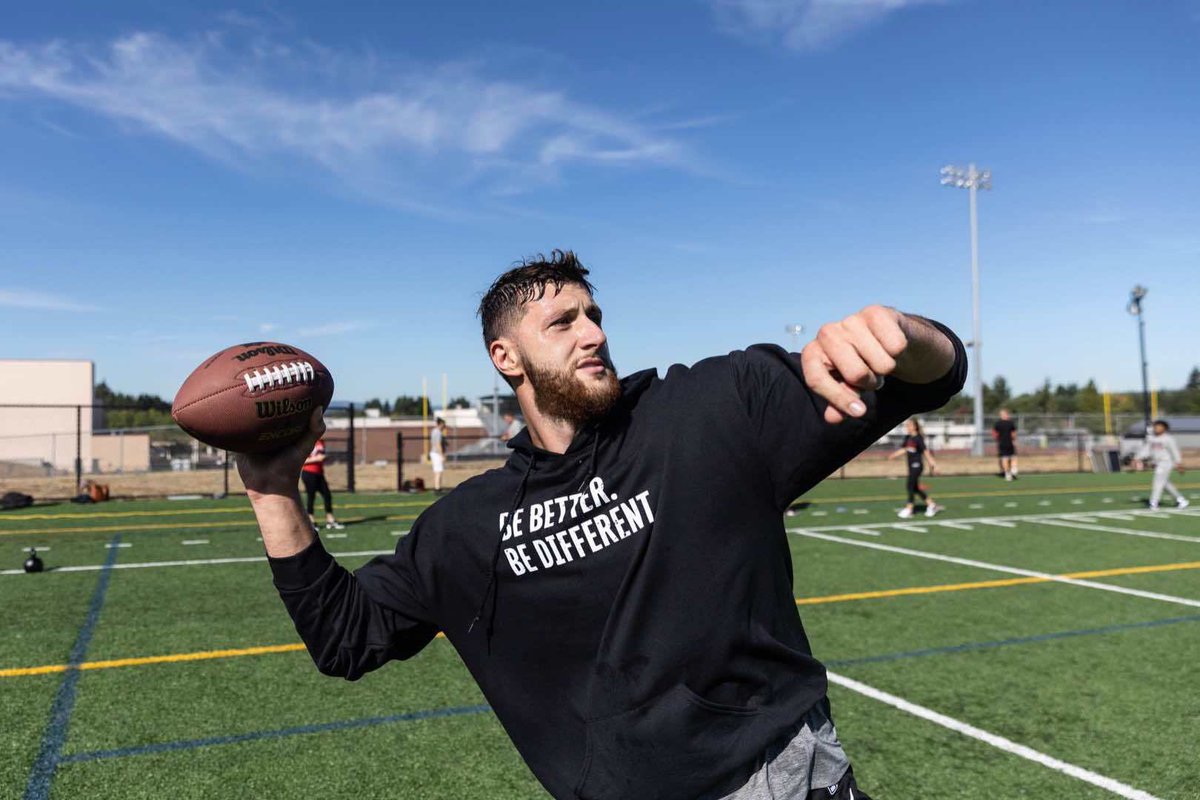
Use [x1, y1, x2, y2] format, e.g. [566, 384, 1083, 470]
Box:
[234, 344, 299, 362]
[241, 362, 316, 394]
[255, 397, 314, 419]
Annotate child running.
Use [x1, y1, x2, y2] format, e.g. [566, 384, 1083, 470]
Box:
[889, 418, 942, 518]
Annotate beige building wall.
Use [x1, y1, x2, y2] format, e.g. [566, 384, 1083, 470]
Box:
[91, 433, 151, 473]
[0, 360, 94, 472]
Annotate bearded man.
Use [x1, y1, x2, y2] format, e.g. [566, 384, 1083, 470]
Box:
[239, 250, 966, 800]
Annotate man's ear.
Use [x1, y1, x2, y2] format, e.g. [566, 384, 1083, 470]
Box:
[490, 338, 523, 382]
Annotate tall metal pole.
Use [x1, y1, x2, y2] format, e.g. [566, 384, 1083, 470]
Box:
[1129, 286, 1151, 433]
[942, 162, 991, 457]
[968, 164, 984, 457]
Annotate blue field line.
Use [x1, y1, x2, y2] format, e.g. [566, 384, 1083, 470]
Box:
[826, 613, 1200, 669]
[23, 534, 122, 800]
[60, 704, 493, 765]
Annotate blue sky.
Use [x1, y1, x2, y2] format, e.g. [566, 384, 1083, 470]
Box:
[2, 0, 1198, 406]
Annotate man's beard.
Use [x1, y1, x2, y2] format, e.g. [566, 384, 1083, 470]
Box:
[524, 356, 621, 427]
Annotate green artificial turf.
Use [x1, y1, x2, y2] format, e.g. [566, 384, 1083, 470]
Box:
[2, 473, 1198, 799]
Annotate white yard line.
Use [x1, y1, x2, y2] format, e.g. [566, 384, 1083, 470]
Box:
[793, 507, 1187, 535]
[791, 530, 1200, 609]
[893, 524, 927, 533]
[828, 672, 1164, 800]
[1037, 518, 1200, 545]
[844, 527, 881, 537]
[181, 539, 209, 546]
[1100, 514, 1135, 521]
[0, 549, 393, 577]
[938, 522, 975, 531]
[979, 519, 1016, 528]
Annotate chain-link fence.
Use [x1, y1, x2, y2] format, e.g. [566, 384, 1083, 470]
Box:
[1, 405, 1192, 499]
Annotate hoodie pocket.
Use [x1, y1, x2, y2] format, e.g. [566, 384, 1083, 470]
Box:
[575, 684, 761, 800]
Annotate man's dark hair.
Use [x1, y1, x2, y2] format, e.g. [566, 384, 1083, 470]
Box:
[478, 250, 596, 346]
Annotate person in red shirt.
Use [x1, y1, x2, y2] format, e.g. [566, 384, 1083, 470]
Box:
[301, 438, 344, 531]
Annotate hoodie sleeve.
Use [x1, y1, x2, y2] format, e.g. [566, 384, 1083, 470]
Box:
[269, 524, 439, 681]
[731, 320, 967, 509]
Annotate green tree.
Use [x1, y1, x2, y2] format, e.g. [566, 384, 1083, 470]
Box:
[983, 375, 1011, 413]
[392, 395, 434, 416]
[1077, 380, 1103, 413]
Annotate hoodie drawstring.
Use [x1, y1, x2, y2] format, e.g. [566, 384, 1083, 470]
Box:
[576, 431, 601, 493]
[469, 453, 535, 652]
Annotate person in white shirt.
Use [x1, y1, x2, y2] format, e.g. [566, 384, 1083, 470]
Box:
[499, 411, 524, 442]
[1135, 419, 1189, 511]
[429, 417, 448, 492]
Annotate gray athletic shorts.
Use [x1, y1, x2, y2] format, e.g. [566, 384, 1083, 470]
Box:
[718, 699, 866, 800]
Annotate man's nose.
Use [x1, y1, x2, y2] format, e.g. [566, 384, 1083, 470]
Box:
[578, 317, 606, 350]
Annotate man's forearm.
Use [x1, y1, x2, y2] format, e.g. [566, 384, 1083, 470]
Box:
[894, 314, 957, 384]
[249, 491, 316, 558]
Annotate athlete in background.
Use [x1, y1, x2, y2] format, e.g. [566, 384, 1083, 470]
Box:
[1135, 419, 1189, 511]
[992, 408, 1018, 480]
[301, 438, 344, 531]
[889, 418, 941, 518]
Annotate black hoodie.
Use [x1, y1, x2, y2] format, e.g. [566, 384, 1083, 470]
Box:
[270, 328, 966, 800]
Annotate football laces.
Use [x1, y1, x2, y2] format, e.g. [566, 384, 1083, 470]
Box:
[242, 361, 316, 393]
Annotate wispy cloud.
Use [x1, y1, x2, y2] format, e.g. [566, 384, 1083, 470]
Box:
[0, 30, 695, 211]
[296, 320, 371, 337]
[712, 0, 946, 51]
[0, 288, 101, 311]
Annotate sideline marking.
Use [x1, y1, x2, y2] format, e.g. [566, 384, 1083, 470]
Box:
[805, 481, 1200, 506]
[23, 535, 121, 800]
[0, 548, 394, 577]
[827, 672, 1163, 800]
[58, 704, 492, 765]
[181, 540, 209, 546]
[792, 531, 1200, 608]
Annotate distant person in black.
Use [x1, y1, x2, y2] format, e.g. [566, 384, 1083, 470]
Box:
[992, 408, 1018, 480]
[889, 418, 941, 518]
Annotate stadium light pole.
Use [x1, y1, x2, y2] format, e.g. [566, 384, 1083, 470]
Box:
[941, 163, 992, 457]
[784, 324, 805, 352]
[1126, 285, 1151, 434]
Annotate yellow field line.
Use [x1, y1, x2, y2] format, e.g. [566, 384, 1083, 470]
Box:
[0, 635, 448, 679]
[7, 560, 1199, 680]
[796, 560, 1200, 605]
[0, 499, 432, 523]
[0, 514, 424, 537]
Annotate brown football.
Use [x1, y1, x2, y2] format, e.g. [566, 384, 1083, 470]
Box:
[171, 342, 334, 453]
